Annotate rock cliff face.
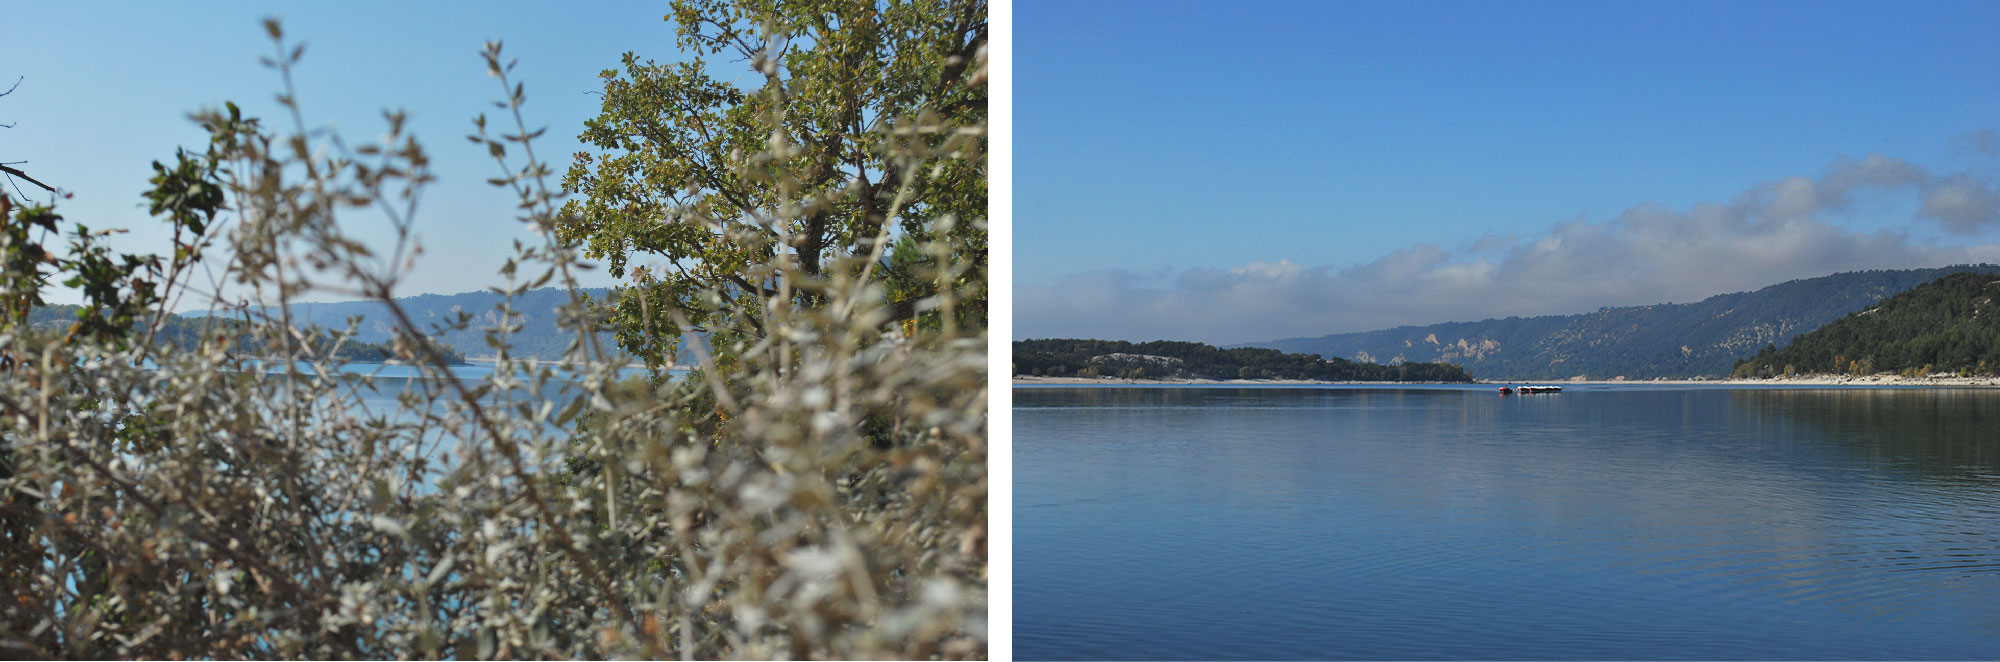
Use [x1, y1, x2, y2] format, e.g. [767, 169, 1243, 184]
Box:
[1243, 266, 2000, 380]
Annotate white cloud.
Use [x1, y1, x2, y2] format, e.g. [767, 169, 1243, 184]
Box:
[1920, 173, 2000, 234]
[1018, 151, 2000, 345]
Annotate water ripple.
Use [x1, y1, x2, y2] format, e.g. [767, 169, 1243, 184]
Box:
[1018, 386, 2000, 660]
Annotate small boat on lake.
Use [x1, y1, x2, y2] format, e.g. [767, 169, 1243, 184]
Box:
[1519, 385, 1562, 393]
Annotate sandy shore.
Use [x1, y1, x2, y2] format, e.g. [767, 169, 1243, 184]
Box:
[1012, 374, 2000, 387]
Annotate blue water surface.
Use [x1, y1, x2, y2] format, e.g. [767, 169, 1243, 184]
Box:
[1015, 385, 2000, 660]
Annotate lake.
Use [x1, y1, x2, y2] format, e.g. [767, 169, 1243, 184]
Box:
[1015, 384, 2000, 660]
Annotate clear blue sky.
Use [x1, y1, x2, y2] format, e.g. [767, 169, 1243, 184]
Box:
[2, 1, 689, 306]
[1017, 0, 2000, 344]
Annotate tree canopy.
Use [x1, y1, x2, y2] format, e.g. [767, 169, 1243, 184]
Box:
[559, 0, 988, 369]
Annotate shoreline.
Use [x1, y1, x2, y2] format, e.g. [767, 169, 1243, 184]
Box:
[1011, 374, 2000, 388]
[461, 356, 685, 371]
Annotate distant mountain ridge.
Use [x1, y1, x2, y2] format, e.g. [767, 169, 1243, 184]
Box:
[1243, 265, 2000, 380]
[190, 287, 628, 361]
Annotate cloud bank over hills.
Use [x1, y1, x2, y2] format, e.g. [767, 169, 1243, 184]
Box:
[1019, 149, 2000, 346]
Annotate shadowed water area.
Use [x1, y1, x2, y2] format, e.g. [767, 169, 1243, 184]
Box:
[1015, 385, 2000, 660]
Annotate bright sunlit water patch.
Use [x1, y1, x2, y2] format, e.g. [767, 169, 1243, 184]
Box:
[1015, 385, 2000, 660]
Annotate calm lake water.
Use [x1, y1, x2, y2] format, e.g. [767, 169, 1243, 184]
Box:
[1015, 385, 2000, 660]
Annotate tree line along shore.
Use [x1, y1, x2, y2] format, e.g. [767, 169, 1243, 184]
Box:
[1013, 338, 1474, 383]
[1020, 271, 2000, 386]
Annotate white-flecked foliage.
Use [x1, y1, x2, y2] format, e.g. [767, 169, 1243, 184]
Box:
[0, 26, 985, 660]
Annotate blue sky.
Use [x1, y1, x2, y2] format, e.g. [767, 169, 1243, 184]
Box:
[2, 1, 687, 306]
[1016, 0, 2000, 344]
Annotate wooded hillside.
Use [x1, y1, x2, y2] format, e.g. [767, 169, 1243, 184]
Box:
[1732, 272, 2000, 378]
[1249, 265, 2000, 379]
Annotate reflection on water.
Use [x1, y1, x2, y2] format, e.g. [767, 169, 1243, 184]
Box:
[1015, 386, 2000, 660]
[1728, 388, 2000, 481]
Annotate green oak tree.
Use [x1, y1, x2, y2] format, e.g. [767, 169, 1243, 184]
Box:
[558, 0, 987, 370]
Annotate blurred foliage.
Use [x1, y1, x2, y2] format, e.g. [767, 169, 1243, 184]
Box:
[25, 304, 468, 365]
[234, 287, 629, 362]
[0, 7, 983, 659]
[1733, 272, 2000, 378]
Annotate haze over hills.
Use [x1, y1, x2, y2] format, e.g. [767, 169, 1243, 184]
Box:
[1243, 265, 2000, 380]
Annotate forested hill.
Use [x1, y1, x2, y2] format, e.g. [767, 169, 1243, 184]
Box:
[1244, 265, 2000, 380]
[1731, 272, 2000, 378]
[1014, 338, 1475, 382]
[185, 287, 634, 362]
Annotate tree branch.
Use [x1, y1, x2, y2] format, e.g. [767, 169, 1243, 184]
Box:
[885, 296, 920, 324]
[0, 163, 55, 193]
